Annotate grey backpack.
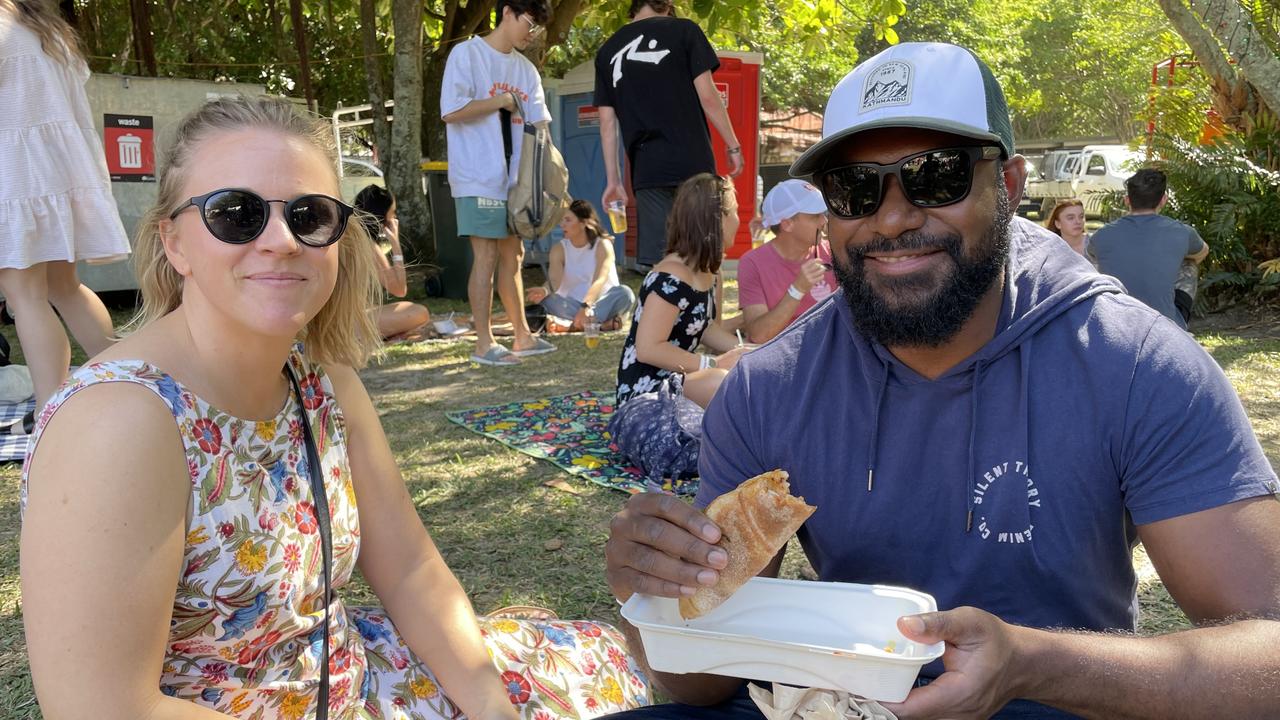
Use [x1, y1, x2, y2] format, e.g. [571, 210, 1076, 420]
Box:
[501, 95, 569, 240]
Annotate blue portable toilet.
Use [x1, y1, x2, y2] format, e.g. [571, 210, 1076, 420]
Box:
[553, 61, 626, 257]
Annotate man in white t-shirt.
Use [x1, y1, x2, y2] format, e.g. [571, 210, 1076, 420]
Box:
[737, 180, 835, 343]
[442, 0, 557, 365]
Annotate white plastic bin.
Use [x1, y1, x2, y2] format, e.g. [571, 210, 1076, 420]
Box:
[621, 577, 944, 703]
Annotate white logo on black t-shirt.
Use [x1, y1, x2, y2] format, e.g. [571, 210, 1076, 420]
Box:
[972, 459, 1041, 544]
[609, 34, 672, 86]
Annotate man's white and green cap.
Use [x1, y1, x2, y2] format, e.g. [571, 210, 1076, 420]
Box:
[791, 42, 1015, 177]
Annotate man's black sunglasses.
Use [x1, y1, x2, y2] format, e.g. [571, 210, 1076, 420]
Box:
[814, 145, 1003, 219]
[169, 188, 355, 248]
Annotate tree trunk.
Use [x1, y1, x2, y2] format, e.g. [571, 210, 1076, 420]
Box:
[289, 0, 316, 112]
[1157, 0, 1278, 132]
[359, 0, 392, 161]
[128, 0, 157, 75]
[422, 52, 447, 161]
[265, 0, 285, 47]
[534, 0, 585, 67]
[1188, 0, 1280, 115]
[388, 0, 430, 262]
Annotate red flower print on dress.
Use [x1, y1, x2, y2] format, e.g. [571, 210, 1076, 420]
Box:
[218, 522, 235, 538]
[237, 630, 283, 665]
[257, 510, 278, 531]
[329, 648, 353, 674]
[572, 621, 602, 637]
[200, 662, 229, 684]
[283, 543, 301, 573]
[582, 657, 597, 676]
[607, 645, 629, 670]
[500, 670, 531, 704]
[192, 419, 222, 453]
[299, 373, 325, 410]
[534, 711, 555, 720]
[295, 501, 318, 534]
[392, 651, 409, 670]
[585, 697, 599, 711]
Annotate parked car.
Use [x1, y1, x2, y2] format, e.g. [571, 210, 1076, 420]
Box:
[1023, 145, 1137, 219]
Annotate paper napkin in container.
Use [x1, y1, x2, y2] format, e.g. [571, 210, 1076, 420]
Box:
[748, 683, 897, 720]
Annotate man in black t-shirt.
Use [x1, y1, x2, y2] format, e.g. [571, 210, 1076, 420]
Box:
[594, 0, 743, 269]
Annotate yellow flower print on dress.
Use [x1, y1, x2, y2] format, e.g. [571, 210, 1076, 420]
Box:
[228, 692, 252, 715]
[409, 676, 438, 699]
[601, 677, 623, 704]
[186, 527, 209, 545]
[279, 691, 309, 720]
[491, 618, 520, 633]
[235, 540, 268, 574]
[255, 419, 277, 442]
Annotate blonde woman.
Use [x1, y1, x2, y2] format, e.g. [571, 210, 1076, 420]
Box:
[0, 0, 129, 433]
[20, 96, 645, 719]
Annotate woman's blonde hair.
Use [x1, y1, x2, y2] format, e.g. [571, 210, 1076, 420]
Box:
[130, 95, 382, 368]
[2, 0, 84, 66]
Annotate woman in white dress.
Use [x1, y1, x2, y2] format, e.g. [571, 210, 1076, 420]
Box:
[0, 0, 130, 432]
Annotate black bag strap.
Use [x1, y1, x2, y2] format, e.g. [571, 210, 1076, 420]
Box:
[285, 363, 331, 720]
[498, 92, 526, 165]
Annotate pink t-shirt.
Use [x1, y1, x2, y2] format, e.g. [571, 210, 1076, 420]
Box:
[737, 241, 837, 320]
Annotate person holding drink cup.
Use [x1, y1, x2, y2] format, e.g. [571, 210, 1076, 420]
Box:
[608, 173, 751, 481]
[535, 200, 636, 333]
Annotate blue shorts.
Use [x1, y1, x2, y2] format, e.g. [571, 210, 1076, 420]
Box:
[455, 196, 511, 239]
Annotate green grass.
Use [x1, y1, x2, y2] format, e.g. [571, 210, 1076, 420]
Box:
[0, 278, 1277, 718]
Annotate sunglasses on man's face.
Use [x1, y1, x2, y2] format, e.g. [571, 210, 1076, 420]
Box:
[814, 145, 1003, 219]
[169, 189, 354, 248]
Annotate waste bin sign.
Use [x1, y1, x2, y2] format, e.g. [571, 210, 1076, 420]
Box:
[423, 162, 471, 299]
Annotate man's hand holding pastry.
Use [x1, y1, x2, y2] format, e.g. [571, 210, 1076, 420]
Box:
[605, 492, 728, 603]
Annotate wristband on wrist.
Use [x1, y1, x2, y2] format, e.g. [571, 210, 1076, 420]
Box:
[727, 146, 742, 155]
[787, 284, 805, 301]
[699, 354, 717, 370]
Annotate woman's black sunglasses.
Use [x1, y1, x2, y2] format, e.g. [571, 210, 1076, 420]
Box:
[814, 145, 1003, 219]
[169, 188, 354, 248]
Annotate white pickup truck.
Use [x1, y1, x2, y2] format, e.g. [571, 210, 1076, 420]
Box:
[1023, 144, 1139, 218]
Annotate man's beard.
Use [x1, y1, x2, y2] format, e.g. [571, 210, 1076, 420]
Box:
[833, 183, 1012, 348]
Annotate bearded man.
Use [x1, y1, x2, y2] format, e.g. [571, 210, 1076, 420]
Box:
[601, 42, 1280, 720]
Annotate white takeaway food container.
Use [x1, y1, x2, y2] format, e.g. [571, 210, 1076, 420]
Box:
[620, 577, 944, 703]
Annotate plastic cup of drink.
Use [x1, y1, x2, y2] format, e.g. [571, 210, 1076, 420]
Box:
[607, 201, 628, 235]
[584, 320, 601, 349]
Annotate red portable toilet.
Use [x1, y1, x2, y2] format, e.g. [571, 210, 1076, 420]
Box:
[710, 51, 762, 259]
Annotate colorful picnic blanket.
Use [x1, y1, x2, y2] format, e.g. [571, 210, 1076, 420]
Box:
[445, 390, 699, 496]
[0, 399, 34, 463]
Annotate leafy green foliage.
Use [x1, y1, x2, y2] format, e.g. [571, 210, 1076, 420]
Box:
[1154, 123, 1280, 309]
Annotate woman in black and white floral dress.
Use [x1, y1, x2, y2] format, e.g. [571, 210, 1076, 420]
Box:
[609, 174, 752, 481]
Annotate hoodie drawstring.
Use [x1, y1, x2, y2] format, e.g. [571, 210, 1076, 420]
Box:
[866, 360, 890, 492]
[966, 360, 986, 533]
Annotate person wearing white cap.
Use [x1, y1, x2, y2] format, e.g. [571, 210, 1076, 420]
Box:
[602, 42, 1280, 720]
[737, 179, 835, 343]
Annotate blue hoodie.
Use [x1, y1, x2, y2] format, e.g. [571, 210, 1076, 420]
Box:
[698, 218, 1277, 699]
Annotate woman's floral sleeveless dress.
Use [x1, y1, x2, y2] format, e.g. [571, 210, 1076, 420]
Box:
[22, 347, 648, 719]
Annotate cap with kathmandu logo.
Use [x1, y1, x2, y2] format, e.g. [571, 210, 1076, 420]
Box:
[790, 42, 1015, 177]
